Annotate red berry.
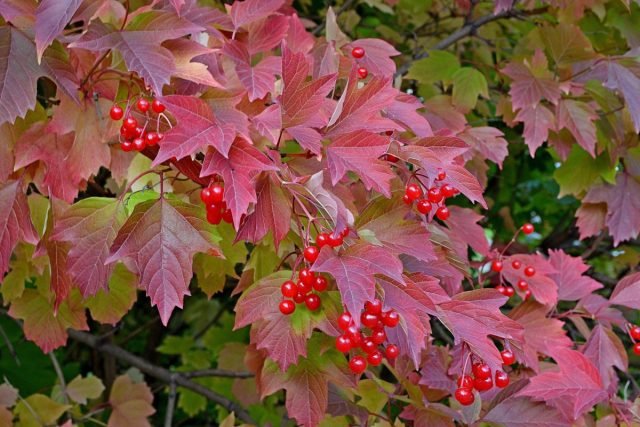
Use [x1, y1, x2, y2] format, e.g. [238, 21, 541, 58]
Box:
[405, 183, 422, 201]
[511, 260, 522, 269]
[504, 286, 515, 298]
[517, 280, 528, 291]
[209, 185, 224, 203]
[134, 126, 143, 138]
[491, 260, 503, 272]
[382, 310, 400, 328]
[495, 370, 509, 388]
[207, 208, 222, 225]
[402, 194, 412, 205]
[633, 342, 640, 355]
[336, 335, 352, 353]
[361, 312, 379, 329]
[473, 376, 493, 391]
[496, 285, 507, 295]
[222, 209, 233, 224]
[305, 293, 321, 311]
[297, 280, 312, 295]
[357, 67, 368, 79]
[630, 325, 640, 341]
[416, 199, 432, 214]
[338, 312, 352, 330]
[437, 170, 446, 181]
[365, 299, 382, 315]
[152, 99, 165, 113]
[521, 223, 534, 234]
[455, 387, 475, 406]
[367, 351, 383, 366]
[351, 47, 365, 58]
[314, 276, 328, 292]
[472, 363, 491, 380]
[110, 105, 123, 120]
[137, 98, 150, 113]
[501, 349, 515, 365]
[457, 375, 473, 389]
[349, 356, 367, 374]
[436, 206, 450, 221]
[371, 328, 386, 344]
[341, 227, 350, 238]
[120, 141, 134, 152]
[441, 184, 456, 198]
[123, 116, 137, 130]
[427, 187, 443, 203]
[145, 131, 160, 146]
[328, 233, 343, 247]
[524, 289, 532, 300]
[279, 300, 295, 315]
[316, 232, 330, 248]
[346, 326, 362, 346]
[524, 266, 535, 277]
[281, 280, 298, 298]
[299, 268, 315, 286]
[293, 292, 306, 304]
[361, 338, 377, 354]
[132, 137, 146, 151]
[200, 188, 215, 205]
[385, 344, 399, 360]
[304, 246, 319, 263]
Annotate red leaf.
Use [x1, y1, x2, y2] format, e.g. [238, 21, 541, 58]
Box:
[222, 40, 281, 102]
[604, 60, 640, 133]
[153, 95, 233, 165]
[34, 0, 82, 61]
[0, 180, 38, 276]
[514, 104, 555, 156]
[107, 197, 220, 325]
[609, 272, 640, 310]
[547, 249, 602, 301]
[557, 99, 597, 157]
[517, 348, 607, 420]
[444, 206, 489, 256]
[582, 325, 627, 391]
[229, 0, 284, 30]
[247, 15, 289, 55]
[0, 123, 16, 183]
[502, 254, 558, 305]
[458, 126, 508, 167]
[442, 164, 487, 208]
[286, 13, 314, 54]
[164, 39, 224, 88]
[326, 131, 394, 196]
[384, 93, 433, 138]
[311, 243, 404, 325]
[501, 50, 561, 110]
[575, 203, 606, 240]
[345, 38, 400, 76]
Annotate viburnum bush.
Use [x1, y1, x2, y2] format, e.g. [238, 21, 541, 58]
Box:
[1, 0, 640, 425]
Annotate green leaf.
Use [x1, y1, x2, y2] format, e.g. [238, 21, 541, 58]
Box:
[451, 67, 488, 111]
[66, 374, 105, 404]
[356, 379, 394, 413]
[14, 394, 71, 427]
[85, 264, 137, 325]
[554, 146, 615, 197]
[157, 336, 195, 356]
[406, 51, 460, 84]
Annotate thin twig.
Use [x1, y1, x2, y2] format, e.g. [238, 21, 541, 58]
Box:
[164, 374, 177, 427]
[181, 369, 254, 379]
[0, 323, 19, 366]
[49, 352, 69, 404]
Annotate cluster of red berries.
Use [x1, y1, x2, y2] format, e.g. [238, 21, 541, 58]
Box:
[454, 349, 515, 406]
[492, 223, 537, 299]
[351, 47, 369, 79]
[403, 172, 457, 221]
[628, 324, 640, 355]
[334, 299, 401, 375]
[110, 98, 166, 152]
[200, 183, 233, 225]
[279, 268, 328, 315]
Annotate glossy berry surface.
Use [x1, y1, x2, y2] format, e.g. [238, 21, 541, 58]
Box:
[427, 187, 443, 203]
[491, 260, 503, 272]
[303, 246, 319, 263]
[335, 335, 351, 353]
[305, 294, 321, 311]
[136, 98, 150, 113]
[416, 199, 431, 214]
[316, 233, 330, 248]
[522, 223, 534, 234]
[633, 342, 640, 355]
[279, 300, 295, 315]
[405, 183, 422, 201]
[630, 325, 640, 341]
[151, 99, 165, 113]
[472, 363, 491, 380]
[367, 351, 383, 366]
[382, 310, 400, 327]
[503, 286, 515, 298]
[357, 67, 368, 79]
[517, 280, 528, 291]
[123, 116, 138, 130]
[313, 276, 328, 292]
[473, 376, 493, 391]
[361, 338, 377, 354]
[524, 266, 536, 277]
[371, 329, 386, 344]
[109, 105, 123, 120]
[365, 299, 382, 315]
[338, 313, 352, 330]
[441, 184, 456, 198]
[512, 260, 522, 269]
[351, 47, 365, 58]
[328, 233, 343, 247]
[436, 206, 450, 221]
[457, 375, 473, 389]
[501, 349, 515, 365]
[455, 387, 474, 406]
[385, 344, 399, 359]
[281, 280, 297, 298]
[361, 313, 379, 329]
[495, 370, 509, 388]
[349, 356, 367, 374]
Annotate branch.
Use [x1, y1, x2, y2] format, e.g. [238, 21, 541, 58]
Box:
[67, 329, 255, 424]
[182, 369, 254, 379]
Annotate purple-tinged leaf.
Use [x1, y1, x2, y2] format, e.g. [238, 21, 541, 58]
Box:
[582, 325, 627, 391]
[557, 99, 597, 156]
[164, 39, 223, 88]
[247, 15, 289, 55]
[444, 206, 489, 256]
[501, 50, 561, 110]
[547, 249, 602, 301]
[169, 0, 185, 15]
[458, 127, 508, 167]
[34, 0, 82, 61]
[384, 93, 433, 137]
[345, 38, 400, 76]
[575, 203, 607, 240]
[609, 272, 640, 310]
[0, 180, 38, 276]
[514, 104, 555, 156]
[222, 40, 281, 101]
[229, 0, 284, 30]
[502, 254, 558, 305]
[286, 13, 315, 54]
[604, 60, 640, 133]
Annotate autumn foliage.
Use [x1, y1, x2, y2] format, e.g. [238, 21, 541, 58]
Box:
[1, 0, 640, 426]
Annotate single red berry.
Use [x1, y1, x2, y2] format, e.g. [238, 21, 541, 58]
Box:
[357, 67, 368, 79]
[145, 131, 160, 146]
[365, 299, 382, 316]
[417, 199, 432, 214]
[455, 387, 475, 406]
[496, 285, 507, 295]
[341, 227, 350, 238]
[293, 292, 306, 304]
[457, 375, 473, 389]
[207, 185, 223, 203]
[328, 233, 343, 247]
[336, 335, 352, 353]
[441, 184, 456, 198]
[521, 223, 534, 234]
[436, 206, 450, 221]
[472, 363, 491, 380]
[361, 337, 377, 354]
[524, 289, 532, 300]
[517, 280, 529, 291]
[305, 293, 321, 311]
[120, 141, 134, 152]
[279, 300, 295, 315]
[371, 328, 386, 344]
[110, 105, 123, 120]
[200, 188, 215, 205]
[491, 260, 503, 273]
[207, 208, 222, 225]
[120, 125, 134, 139]
[152, 99, 165, 113]
[134, 127, 143, 138]
[297, 280, 312, 295]
[384, 154, 399, 163]
[299, 268, 315, 286]
[495, 370, 509, 388]
[512, 260, 522, 269]
[385, 344, 399, 360]
[382, 310, 400, 328]
[123, 116, 138, 130]
[501, 349, 515, 365]
[437, 170, 446, 181]
[132, 137, 146, 151]
[504, 286, 515, 298]
[524, 266, 536, 277]
[222, 209, 233, 224]
[402, 194, 412, 205]
[633, 342, 640, 356]
[367, 351, 383, 366]
[346, 326, 362, 346]
[473, 376, 493, 391]
[349, 356, 367, 374]
[281, 280, 298, 298]
[361, 312, 379, 329]
[338, 312, 352, 330]
[304, 246, 319, 263]
[427, 187, 443, 203]
[630, 325, 640, 341]
[351, 47, 365, 58]
[137, 98, 150, 113]
[314, 276, 328, 292]
[405, 183, 422, 201]
[316, 232, 330, 248]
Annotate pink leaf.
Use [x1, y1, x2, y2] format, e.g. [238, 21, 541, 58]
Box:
[384, 93, 433, 137]
[229, 0, 284, 30]
[0, 180, 38, 276]
[547, 249, 602, 301]
[502, 50, 561, 110]
[345, 38, 400, 76]
[575, 203, 606, 240]
[604, 60, 640, 133]
[514, 104, 555, 156]
[34, 0, 82, 61]
[286, 13, 314, 54]
[247, 15, 289, 55]
[502, 254, 558, 305]
[557, 99, 597, 156]
[458, 126, 508, 167]
[609, 272, 640, 310]
[444, 206, 489, 256]
[582, 325, 627, 391]
[222, 40, 281, 101]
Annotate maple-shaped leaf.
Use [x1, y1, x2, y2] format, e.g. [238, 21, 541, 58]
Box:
[0, 180, 38, 276]
[34, 0, 82, 61]
[85, 264, 138, 325]
[229, 0, 284, 31]
[52, 197, 126, 297]
[384, 92, 433, 137]
[106, 197, 220, 325]
[508, 301, 572, 370]
[286, 13, 314, 54]
[222, 40, 281, 102]
[345, 38, 400, 76]
[583, 173, 640, 246]
[609, 272, 640, 310]
[236, 172, 291, 249]
[8, 288, 88, 353]
[69, 11, 203, 94]
[311, 243, 404, 325]
[575, 202, 607, 240]
[514, 104, 555, 156]
[502, 49, 561, 110]
[517, 348, 607, 420]
[582, 325, 627, 391]
[444, 206, 489, 256]
[326, 131, 394, 196]
[547, 249, 602, 301]
[246, 15, 289, 55]
[108, 375, 155, 427]
[153, 95, 233, 165]
[200, 138, 277, 228]
[540, 23, 595, 67]
[502, 254, 558, 305]
[557, 99, 597, 156]
[458, 127, 508, 167]
[163, 39, 223, 87]
[66, 374, 105, 405]
[604, 60, 640, 133]
[14, 394, 70, 427]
